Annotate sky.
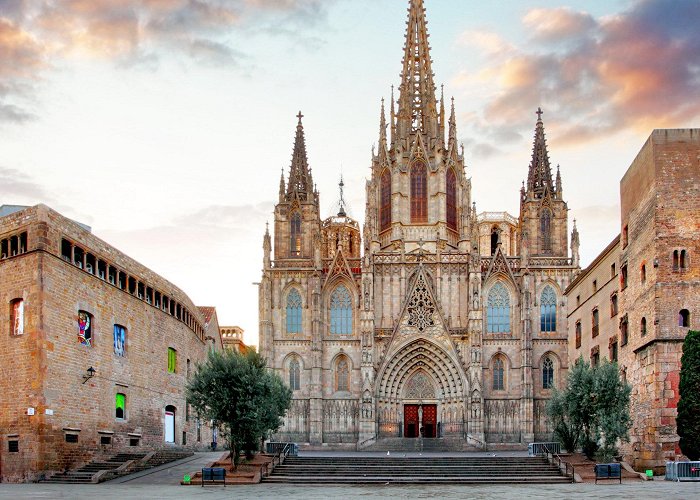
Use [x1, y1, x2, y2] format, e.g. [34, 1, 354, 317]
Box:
[1, 0, 699, 347]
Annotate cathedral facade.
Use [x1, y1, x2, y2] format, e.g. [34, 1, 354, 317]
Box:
[259, 0, 579, 449]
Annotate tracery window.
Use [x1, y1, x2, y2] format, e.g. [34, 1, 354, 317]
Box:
[289, 358, 300, 391]
[542, 357, 554, 389]
[10, 298, 24, 336]
[290, 212, 302, 257]
[113, 324, 126, 357]
[286, 289, 302, 334]
[336, 357, 349, 391]
[410, 162, 427, 223]
[540, 208, 552, 254]
[540, 286, 557, 332]
[330, 285, 353, 334]
[446, 168, 457, 231]
[493, 356, 505, 390]
[487, 282, 511, 333]
[380, 169, 391, 231]
[78, 310, 93, 346]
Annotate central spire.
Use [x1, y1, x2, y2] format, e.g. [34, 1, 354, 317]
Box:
[398, 0, 438, 135]
[526, 107, 555, 199]
[286, 111, 314, 201]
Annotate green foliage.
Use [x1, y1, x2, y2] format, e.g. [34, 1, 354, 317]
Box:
[678, 330, 700, 461]
[546, 356, 631, 460]
[186, 349, 292, 466]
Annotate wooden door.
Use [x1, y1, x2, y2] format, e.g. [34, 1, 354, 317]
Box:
[404, 404, 419, 438]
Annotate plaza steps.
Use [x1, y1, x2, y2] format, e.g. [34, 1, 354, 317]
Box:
[39, 450, 193, 484]
[263, 455, 572, 484]
[362, 437, 468, 452]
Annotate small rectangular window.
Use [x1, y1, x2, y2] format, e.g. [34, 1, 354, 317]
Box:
[575, 321, 582, 349]
[621, 264, 628, 289]
[592, 280, 597, 292]
[168, 348, 177, 373]
[78, 311, 93, 346]
[10, 298, 24, 335]
[73, 246, 84, 268]
[8, 440, 19, 453]
[182, 431, 187, 446]
[61, 239, 72, 261]
[65, 434, 78, 443]
[116, 393, 126, 419]
[129, 438, 140, 447]
[100, 436, 112, 445]
[592, 309, 599, 338]
[611, 263, 616, 278]
[114, 324, 126, 357]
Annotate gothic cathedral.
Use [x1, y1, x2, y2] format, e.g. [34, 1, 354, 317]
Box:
[259, 0, 580, 448]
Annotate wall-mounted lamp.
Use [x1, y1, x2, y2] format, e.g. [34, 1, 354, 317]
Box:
[82, 366, 96, 384]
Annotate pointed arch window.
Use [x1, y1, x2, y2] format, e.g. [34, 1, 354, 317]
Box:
[540, 208, 552, 254]
[487, 282, 511, 333]
[290, 212, 302, 257]
[493, 356, 505, 390]
[410, 161, 427, 223]
[490, 227, 499, 255]
[330, 285, 352, 334]
[446, 168, 457, 231]
[289, 358, 300, 391]
[336, 357, 349, 391]
[542, 357, 554, 389]
[540, 286, 557, 332]
[380, 169, 391, 231]
[286, 289, 302, 334]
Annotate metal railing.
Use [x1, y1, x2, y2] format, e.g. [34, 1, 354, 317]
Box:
[529, 442, 561, 456]
[260, 443, 294, 480]
[666, 461, 700, 481]
[542, 443, 575, 483]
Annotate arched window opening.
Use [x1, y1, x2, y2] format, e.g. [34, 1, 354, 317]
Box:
[286, 289, 302, 334]
[330, 285, 353, 334]
[679, 309, 690, 327]
[446, 168, 457, 231]
[540, 286, 557, 332]
[542, 357, 554, 389]
[540, 208, 552, 254]
[641, 317, 647, 336]
[680, 250, 688, 269]
[490, 227, 499, 255]
[164, 405, 176, 443]
[116, 393, 126, 419]
[410, 162, 427, 223]
[493, 357, 505, 390]
[380, 169, 391, 231]
[290, 212, 302, 257]
[673, 250, 679, 270]
[336, 357, 349, 391]
[641, 263, 646, 284]
[289, 358, 300, 391]
[487, 283, 511, 333]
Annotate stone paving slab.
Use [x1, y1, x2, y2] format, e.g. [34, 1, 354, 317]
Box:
[0, 481, 698, 500]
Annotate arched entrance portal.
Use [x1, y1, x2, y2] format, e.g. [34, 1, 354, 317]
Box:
[376, 339, 468, 439]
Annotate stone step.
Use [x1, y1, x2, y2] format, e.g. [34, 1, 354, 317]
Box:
[264, 475, 572, 484]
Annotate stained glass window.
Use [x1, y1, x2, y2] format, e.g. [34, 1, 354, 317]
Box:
[493, 357, 504, 390]
[116, 393, 126, 419]
[290, 212, 302, 257]
[446, 168, 457, 230]
[289, 358, 300, 390]
[330, 285, 352, 334]
[487, 283, 510, 333]
[542, 357, 554, 389]
[168, 347, 177, 373]
[540, 208, 552, 254]
[286, 289, 302, 334]
[78, 310, 92, 346]
[410, 162, 427, 223]
[10, 298, 23, 336]
[337, 358, 349, 391]
[540, 286, 557, 332]
[114, 324, 126, 357]
[380, 169, 391, 231]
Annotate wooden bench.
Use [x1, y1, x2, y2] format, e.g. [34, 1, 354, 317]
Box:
[201, 467, 226, 486]
[594, 463, 622, 484]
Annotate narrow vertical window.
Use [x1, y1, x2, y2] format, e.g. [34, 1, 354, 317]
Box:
[673, 250, 679, 270]
[620, 314, 629, 346]
[113, 324, 126, 357]
[286, 289, 302, 334]
[490, 227, 499, 255]
[592, 309, 599, 338]
[168, 347, 177, 373]
[680, 250, 688, 269]
[540, 286, 557, 332]
[621, 264, 628, 289]
[116, 393, 126, 419]
[493, 357, 505, 390]
[410, 161, 427, 223]
[575, 321, 582, 348]
[10, 298, 24, 336]
[542, 357, 554, 389]
[380, 169, 391, 231]
[330, 285, 353, 334]
[679, 309, 690, 328]
[540, 208, 552, 254]
[336, 357, 349, 391]
[610, 293, 618, 317]
[640, 263, 646, 284]
[290, 212, 302, 257]
[289, 358, 300, 391]
[641, 317, 647, 337]
[446, 168, 457, 231]
[78, 311, 93, 346]
[487, 282, 511, 333]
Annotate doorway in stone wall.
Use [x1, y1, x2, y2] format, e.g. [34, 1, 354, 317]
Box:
[165, 405, 176, 443]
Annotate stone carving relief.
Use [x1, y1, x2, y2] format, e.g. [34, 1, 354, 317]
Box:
[403, 371, 436, 399]
[407, 274, 435, 332]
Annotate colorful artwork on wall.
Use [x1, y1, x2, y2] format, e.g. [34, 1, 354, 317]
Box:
[78, 311, 92, 346]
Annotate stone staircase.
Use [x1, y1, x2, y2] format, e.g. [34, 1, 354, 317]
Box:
[264, 455, 573, 484]
[40, 450, 193, 484]
[362, 437, 468, 452]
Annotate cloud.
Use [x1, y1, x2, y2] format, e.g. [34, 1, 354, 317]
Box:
[0, 166, 52, 201]
[174, 202, 273, 230]
[454, 0, 700, 150]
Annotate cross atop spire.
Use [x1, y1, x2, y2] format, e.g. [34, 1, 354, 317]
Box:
[337, 175, 347, 217]
[536, 107, 543, 121]
[286, 111, 314, 202]
[526, 107, 555, 199]
[397, 0, 438, 135]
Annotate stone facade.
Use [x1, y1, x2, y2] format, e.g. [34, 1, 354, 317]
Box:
[220, 326, 248, 353]
[565, 129, 700, 472]
[259, 0, 578, 449]
[0, 204, 222, 482]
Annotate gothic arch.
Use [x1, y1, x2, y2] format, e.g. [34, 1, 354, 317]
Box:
[282, 353, 304, 390]
[331, 353, 352, 393]
[536, 350, 562, 369]
[326, 281, 356, 335]
[410, 160, 428, 223]
[483, 279, 516, 334]
[290, 211, 302, 257]
[486, 351, 514, 370]
[380, 168, 392, 232]
[283, 285, 304, 335]
[282, 281, 306, 306]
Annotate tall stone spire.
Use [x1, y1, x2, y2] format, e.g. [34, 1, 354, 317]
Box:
[448, 97, 457, 148]
[379, 98, 388, 147]
[286, 111, 314, 201]
[397, 0, 438, 136]
[526, 107, 554, 199]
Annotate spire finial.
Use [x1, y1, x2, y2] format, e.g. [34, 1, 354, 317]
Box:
[286, 111, 313, 202]
[536, 107, 543, 121]
[297, 110, 304, 124]
[337, 174, 346, 217]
